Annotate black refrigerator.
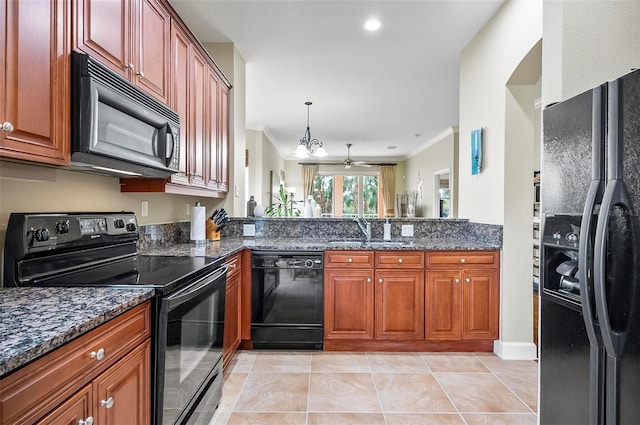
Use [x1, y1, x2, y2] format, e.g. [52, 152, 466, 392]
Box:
[540, 69, 640, 425]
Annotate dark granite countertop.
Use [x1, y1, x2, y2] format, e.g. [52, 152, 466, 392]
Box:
[0, 287, 154, 378]
[139, 237, 500, 258]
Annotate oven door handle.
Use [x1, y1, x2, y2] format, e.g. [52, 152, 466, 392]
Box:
[167, 264, 228, 310]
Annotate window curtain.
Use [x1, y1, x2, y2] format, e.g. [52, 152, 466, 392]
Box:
[379, 165, 396, 217]
[301, 164, 318, 199]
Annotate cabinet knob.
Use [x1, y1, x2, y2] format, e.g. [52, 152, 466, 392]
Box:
[465, 277, 471, 283]
[348, 258, 353, 263]
[398, 258, 403, 263]
[378, 278, 383, 284]
[1, 122, 14, 132]
[229, 263, 236, 269]
[100, 396, 115, 409]
[136, 71, 145, 78]
[455, 278, 460, 283]
[367, 278, 371, 283]
[90, 348, 105, 361]
[126, 63, 134, 70]
[460, 258, 466, 263]
[78, 417, 94, 425]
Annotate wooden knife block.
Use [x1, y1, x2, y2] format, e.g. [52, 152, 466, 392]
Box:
[206, 220, 221, 241]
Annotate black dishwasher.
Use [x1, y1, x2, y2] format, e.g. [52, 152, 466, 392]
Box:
[251, 251, 324, 349]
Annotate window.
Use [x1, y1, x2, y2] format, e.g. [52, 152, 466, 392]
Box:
[312, 173, 383, 218]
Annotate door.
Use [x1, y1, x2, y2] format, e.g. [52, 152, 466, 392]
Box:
[223, 271, 241, 367]
[93, 341, 150, 425]
[1, 0, 69, 165]
[74, 0, 131, 79]
[462, 269, 498, 339]
[324, 269, 374, 339]
[36, 384, 92, 425]
[168, 20, 190, 186]
[135, 0, 170, 103]
[374, 270, 424, 339]
[425, 271, 461, 340]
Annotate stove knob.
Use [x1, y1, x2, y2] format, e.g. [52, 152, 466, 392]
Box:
[56, 221, 70, 234]
[305, 259, 314, 268]
[114, 219, 125, 229]
[34, 228, 50, 242]
[126, 223, 137, 232]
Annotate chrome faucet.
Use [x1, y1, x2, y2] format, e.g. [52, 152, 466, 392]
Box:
[353, 217, 371, 240]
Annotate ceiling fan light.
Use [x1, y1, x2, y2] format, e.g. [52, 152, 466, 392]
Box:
[314, 146, 328, 157]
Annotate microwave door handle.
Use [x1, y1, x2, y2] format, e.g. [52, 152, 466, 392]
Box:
[167, 264, 228, 310]
[165, 125, 176, 166]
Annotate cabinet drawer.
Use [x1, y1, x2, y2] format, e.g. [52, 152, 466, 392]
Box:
[226, 252, 242, 279]
[324, 251, 374, 268]
[375, 251, 424, 269]
[426, 251, 499, 268]
[0, 302, 151, 425]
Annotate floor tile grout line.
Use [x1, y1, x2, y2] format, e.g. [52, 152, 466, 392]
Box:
[366, 352, 390, 425]
[430, 367, 470, 425]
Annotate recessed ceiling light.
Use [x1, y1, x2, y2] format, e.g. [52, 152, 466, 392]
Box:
[387, 146, 397, 150]
[364, 19, 381, 31]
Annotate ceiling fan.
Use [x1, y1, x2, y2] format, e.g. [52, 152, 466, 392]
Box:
[342, 144, 372, 169]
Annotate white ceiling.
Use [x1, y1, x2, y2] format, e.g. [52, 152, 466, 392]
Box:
[168, 0, 505, 162]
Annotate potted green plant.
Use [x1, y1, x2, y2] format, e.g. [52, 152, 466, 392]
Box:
[264, 184, 301, 217]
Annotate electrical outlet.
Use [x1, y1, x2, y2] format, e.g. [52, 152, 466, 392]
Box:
[141, 200, 148, 217]
[187, 203, 191, 216]
[243, 224, 256, 237]
[401, 224, 414, 237]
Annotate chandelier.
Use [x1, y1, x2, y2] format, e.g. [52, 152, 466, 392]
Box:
[294, 101, 328, 158]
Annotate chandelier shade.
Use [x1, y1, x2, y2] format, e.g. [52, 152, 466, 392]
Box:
[294, 102, 328, 158]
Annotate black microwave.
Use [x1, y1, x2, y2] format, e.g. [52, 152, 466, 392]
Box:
[70, 52, 180, 178]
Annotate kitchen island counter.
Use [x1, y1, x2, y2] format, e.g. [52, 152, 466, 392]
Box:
[0, 286, 154, 377]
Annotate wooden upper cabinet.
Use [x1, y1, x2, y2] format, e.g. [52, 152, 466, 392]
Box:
[190, 49, 207, 188]
[217, 85, 230, 192]
[168, 20, 190, 186]
[73, 0, 170, 103]
[0, 0, 70, 165]
[206, 69, 220, 189]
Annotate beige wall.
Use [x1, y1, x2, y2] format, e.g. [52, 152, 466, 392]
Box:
[459, 0, 542, 359]
[404, 128, 458, 218]
[245, 128, 285, 210]
[543, 0, 640, 105]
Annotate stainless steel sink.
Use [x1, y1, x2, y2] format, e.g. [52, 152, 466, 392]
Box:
[327, 240, 365, 247]
[366, 241, 414, 248]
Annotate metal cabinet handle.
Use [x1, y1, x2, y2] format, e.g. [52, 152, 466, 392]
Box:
[348, 257, 353, 263]
[1, 122, 14, 132]
[378, 278, 383, 284]
[90, 348, 105, 360]
[460, 258, 466, 263]
[398, 258, 403, 263]
[465, 277, 471, 283]
[100, 396, 114, 409]
[136, 71, 145, 78]
[78, 417, 94, 425]
[367, 278, 371, 283]
[455, 278, 460, 283]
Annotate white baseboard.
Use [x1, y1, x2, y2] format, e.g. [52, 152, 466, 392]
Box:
[493, 340, 538, 360]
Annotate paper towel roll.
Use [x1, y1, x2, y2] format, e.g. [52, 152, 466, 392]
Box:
[190, 205, 207, 243]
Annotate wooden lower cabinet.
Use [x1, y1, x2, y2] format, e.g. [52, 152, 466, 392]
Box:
[324, 250, 499, 352]
[223, 253, 242, 368]
[0, 302, 151, 425]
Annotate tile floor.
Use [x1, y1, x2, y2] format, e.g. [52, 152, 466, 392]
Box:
[209, 351, 538, 425]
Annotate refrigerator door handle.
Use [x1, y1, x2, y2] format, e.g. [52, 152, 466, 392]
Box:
[594, 178, 630, 358]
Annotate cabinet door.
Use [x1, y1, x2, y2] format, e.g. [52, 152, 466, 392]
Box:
[324, 269, 374, 339]
[35, 384, 92, 425]
[223, 271, 241, 368]
[189, 49, 207, 188]
[206, 69, 220, 189]
[462, 269, 499, 340]
[0, 0, 70, 165]
[168, 21, 190, 186]
[217, 85, 230, 192]
[425, 271, 461, 340]
[374, 270, 425, 340]
[74, 0, 131, 79]
[134, 0, 170, 102]
[93, 340, 150, 425]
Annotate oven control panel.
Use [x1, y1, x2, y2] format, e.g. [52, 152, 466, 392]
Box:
[5, 212, 138, 254]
